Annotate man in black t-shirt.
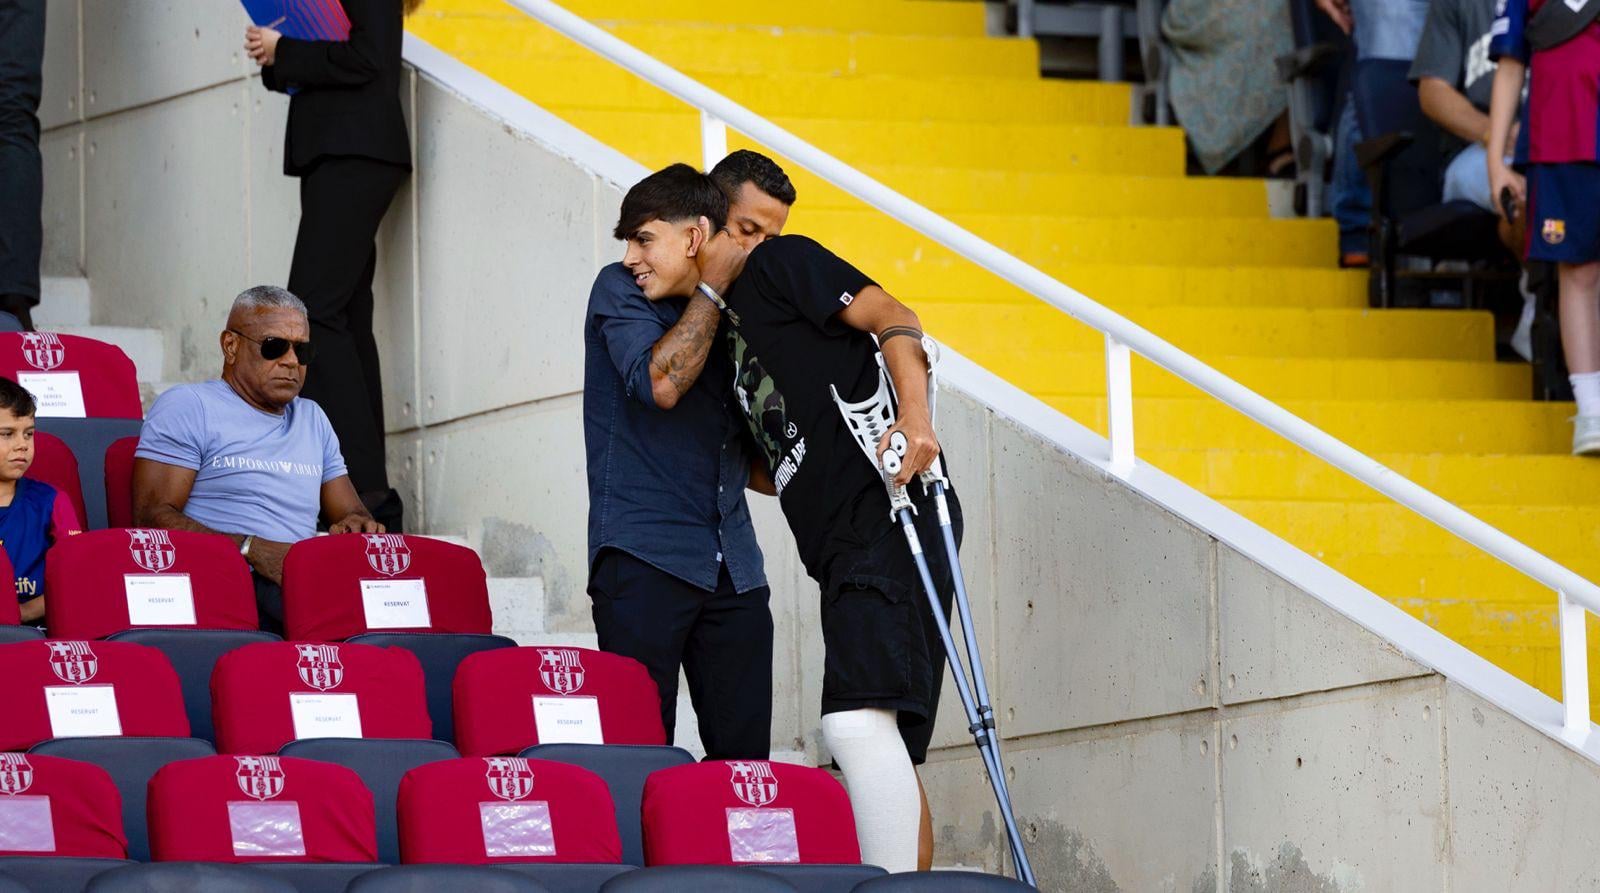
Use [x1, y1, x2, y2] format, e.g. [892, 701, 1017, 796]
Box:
[704, 233, 962, 873]
[1410, 0, 1505, 213]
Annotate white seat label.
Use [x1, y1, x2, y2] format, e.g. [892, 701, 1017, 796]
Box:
[44, 685, 123, 737]
[17, 372, 86, 418]
[289, 692, 363, 739]
[124, 573, 197, 625]
[359, 578, 431, 629]
[532, 695, 604, 744]
[228, 801, 307, 857]
[0, 797, 56, 853]
[727, 807, 800, 863]
[480, 800, 557, 857]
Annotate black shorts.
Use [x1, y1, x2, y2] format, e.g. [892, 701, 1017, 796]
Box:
[818, 488, 963, 765]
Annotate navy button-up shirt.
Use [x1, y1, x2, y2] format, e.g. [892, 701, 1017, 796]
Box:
[583, 263, 766, 593]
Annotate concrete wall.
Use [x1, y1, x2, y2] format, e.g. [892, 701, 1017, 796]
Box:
[40, 5, 1600, 890]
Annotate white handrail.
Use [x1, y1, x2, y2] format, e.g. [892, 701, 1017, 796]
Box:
[503, 0, 1600, 727]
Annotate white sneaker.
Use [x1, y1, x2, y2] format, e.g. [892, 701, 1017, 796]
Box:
[1511, 271, 1536, 362]
[1574, 415, 1600, 456]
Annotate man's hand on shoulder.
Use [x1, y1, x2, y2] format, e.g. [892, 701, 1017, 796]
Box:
[697, 222, 750, 295]
[328, 514, 385, 535]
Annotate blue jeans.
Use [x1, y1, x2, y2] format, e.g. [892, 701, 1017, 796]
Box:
[1331, 100, 1371, 255]
[1442, 143, 1511, 212]
[1327, 0, 1431, 255]
[1351, 0, 1431, 61]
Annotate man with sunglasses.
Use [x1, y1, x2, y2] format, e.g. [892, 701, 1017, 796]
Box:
[132, 285, 382, 631]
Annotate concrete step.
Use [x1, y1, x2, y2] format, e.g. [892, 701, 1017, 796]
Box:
[36, 277, 91, 328]
[54, 324, 164, 385]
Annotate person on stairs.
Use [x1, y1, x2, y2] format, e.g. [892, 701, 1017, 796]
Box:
[1410, 0, 1536, 359]
[1486, 0, 1600, 454]
[244, 0, 420, 530]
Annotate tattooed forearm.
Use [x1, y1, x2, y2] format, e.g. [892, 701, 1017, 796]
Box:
[648, 294, 722, 408]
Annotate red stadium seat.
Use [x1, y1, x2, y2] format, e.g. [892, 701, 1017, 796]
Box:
[27, 431, 87, 531]
[102, 437, 138, 530]
[44, 529, 256, 640]
[0, 332, 141, 420]
[0, 547, 19, 626]
[0, 753, 127, 858]
[396, 756, 621, 865]
[282, 534, 493, 642]
[641, 761, 861, 867]
[210, 641, 431, 755]
[146, 755, 377, 863]
[0, 640, 190, 751]
[452, 647, 665, 757]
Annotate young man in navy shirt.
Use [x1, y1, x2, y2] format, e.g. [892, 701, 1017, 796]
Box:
[582, 158, 792, 759]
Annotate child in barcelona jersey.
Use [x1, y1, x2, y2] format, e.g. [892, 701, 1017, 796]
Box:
[1486, 0, 1600, 453]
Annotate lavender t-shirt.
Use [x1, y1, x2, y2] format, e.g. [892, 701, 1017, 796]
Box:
[135, 380, 347, 542]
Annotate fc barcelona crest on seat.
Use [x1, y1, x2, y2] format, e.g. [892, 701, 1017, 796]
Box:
[47, 641, 98, 685]
[0, 754, 34, 796]
[364, 534, 411, 577]
[296, 643, 345, 691]
[537, 649, 585, 695]
[20, 332, 64, 371]
[484, 757, 536, 801]
[729, 761, 779, 808]
[127, 528, 177, 573]
[236, 755, 287, 801]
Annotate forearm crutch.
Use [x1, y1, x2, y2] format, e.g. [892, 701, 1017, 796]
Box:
[832, 339, 1037, 887]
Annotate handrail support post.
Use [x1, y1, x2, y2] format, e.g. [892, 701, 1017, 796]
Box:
[1106, 334, 1134, 476]
[1559, 589, 1591, 737]
[700, 110, 727, 171]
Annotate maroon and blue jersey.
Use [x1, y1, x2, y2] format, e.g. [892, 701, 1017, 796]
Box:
[0, 478, 83, 604]
[1490, 0, 1600, 164]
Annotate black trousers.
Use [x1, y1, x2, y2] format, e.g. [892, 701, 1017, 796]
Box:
[286, 155, 408, 513]
[253, 572, 284, 636]
[0, 0, 44, 305]
[588, 548, 774, 760]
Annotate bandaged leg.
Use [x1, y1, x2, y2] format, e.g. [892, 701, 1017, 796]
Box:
[822, 708, 921, 873]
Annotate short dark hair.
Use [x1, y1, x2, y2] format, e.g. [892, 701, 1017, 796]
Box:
[709, 150, 797, 206]
[0, 378, 36, 420]
[613, 163, 729, 241]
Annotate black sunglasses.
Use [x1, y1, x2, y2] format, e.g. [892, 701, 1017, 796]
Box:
[228, 329, 317, 365]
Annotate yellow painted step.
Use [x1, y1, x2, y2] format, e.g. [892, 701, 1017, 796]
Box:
[460, 56, 1129, 125]
[1145, 448, 1600, 506]
[890, 264, 1363, 309]
[797, 210, 1334, 268]
[1224, 501, 1600, 560]
[409, 19, 1043, 79]
[423, 0, 989, 35]
[926, 305, 1493, 361]
[1049, 397, 1572, 454]
[791, 166, 1267, 217]
[985, 353, 1528, 402]
[555, 110, 1188, 176]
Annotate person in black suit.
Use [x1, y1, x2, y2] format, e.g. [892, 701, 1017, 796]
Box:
[0, 0, 45, 331]
[244, 0, 421, 531]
